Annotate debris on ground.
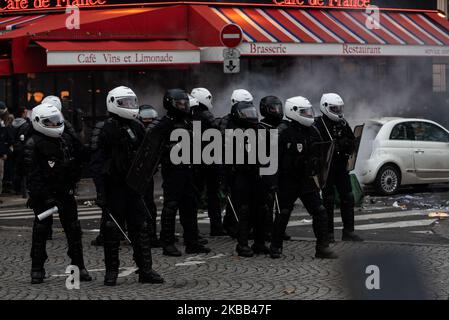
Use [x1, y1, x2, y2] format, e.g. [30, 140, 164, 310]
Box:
[428, 212, 449, 219]
[283, 288, 296, 295]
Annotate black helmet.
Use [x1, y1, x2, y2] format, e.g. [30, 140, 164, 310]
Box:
[138, 105, 158, 123]
[231, 101, 259, 126]
[260, 96, 283, 121]
[163, 89, 190, 117]
[0, 101, 7, 116]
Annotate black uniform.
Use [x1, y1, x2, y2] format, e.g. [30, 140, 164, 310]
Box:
[138, 112, 159, 247]
[24, 129, 91, 284]
[315, 115, 361, 241]
[153, 115, 209, 255]
[93, 114, 162, 285]
[10, 118, 31, 197]
[258, 117, 282, 240]
[219, 102, 268, 257]
[270, 120, 335, 258]
[191, 103, 224, 236]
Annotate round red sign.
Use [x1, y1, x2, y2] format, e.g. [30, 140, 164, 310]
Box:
[220, 24, 243, 48]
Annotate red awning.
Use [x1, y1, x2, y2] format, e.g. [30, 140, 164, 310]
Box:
[0, 14, 47, 32]
[193, 6, 449, 60]
[199, 6, 449, 45]
[0, 6, 186, 40]
[35, 40, 200, 67]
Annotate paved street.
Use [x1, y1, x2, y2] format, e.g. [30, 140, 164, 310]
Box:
[1, 179, 449, 300]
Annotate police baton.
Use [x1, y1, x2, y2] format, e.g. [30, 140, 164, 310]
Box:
[226, 195, 240, 224]
[274, 192, 281, 217]
[107, 211, 132, 244]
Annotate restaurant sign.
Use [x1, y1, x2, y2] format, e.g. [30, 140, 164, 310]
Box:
[0, 0, 438, 13]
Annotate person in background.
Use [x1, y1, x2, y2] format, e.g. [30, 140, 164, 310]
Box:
[0, 101, 13, 202]
[10, 107, 32, 198]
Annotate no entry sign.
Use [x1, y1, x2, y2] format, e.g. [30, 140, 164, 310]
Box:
[220, 24, 243, 48]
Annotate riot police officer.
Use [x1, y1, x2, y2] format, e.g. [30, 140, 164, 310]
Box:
[92, 86, 163, 286]
[221, 89, 254, 239]
[41, 95, 82, 241]
[25, 103, 92, 284]
[269, 96, 337, 259]
[137, 105, 161, 247]
[315, 93, 363, 242]
[220, 97, 270, 257]
[190, 88, 225, 236]
[258, 96, 290, 241]
[140, 89, 211, 257]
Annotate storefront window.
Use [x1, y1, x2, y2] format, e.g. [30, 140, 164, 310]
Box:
[433, 64, 447, 92]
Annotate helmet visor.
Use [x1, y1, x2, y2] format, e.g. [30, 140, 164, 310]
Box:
[41, 114, 64, 128]
[174, 99, 190, 112]
[328, 104, 343, 116]
[116, 97, 139, 109]
[268, 103, 283, 116]
[299, 107, 314, 118]
[139, 109, 158, 120]
[238, 107, 258, 120]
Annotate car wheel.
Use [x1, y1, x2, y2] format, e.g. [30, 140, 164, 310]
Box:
[375, 165, 401, 195]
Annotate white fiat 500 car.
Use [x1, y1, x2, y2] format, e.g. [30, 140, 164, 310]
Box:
[355, 118, 449, 195]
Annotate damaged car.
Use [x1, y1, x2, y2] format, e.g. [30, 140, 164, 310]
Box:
[355, 118, 449, 195]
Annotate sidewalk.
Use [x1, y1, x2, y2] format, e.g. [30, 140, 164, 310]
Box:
[0, 227, 447, 300]
[0, 173, 165, 209]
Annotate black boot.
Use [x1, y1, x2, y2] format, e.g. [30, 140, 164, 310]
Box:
[185, 243, 211, 254]
[66, 221, 91, 281]
[134, 223, 164, 284]
[236, 244, 254, 257]
[315, 245, 338, 259]
[342, 231, 364, 242]
[251, 243, 270, 255]
[103, 221, 120, 286]
[163, 244, 182, 257]
[139, 269, 164, 284]
[197, 235, 208, 245]
[31, 269, 46, 284]
[269, 245, 282, 259]
[30, 222, 49, 285]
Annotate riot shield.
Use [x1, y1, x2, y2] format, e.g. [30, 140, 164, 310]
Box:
[347, 124, 365, 172]
[312, 140, 335, 190]
[126, 122, 169, 195]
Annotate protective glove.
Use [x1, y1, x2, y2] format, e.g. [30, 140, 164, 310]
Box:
[96, 192, 107, 209]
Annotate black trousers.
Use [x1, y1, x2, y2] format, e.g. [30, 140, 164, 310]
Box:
[193, 165, 223, 233]
[230, 172, 266, 247]
[159, 165, 198, 247]
[30, 193, 86, 271]
[103, 178, 153, 273]
[271, 179, 329, 249]
[143, 179, 158, 241]
[322, 158, 355, 234]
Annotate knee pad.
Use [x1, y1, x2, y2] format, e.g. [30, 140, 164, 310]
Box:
[104, 221, 120, 240]
[340, 192, 355, 206]
[164, 201, 178, 213]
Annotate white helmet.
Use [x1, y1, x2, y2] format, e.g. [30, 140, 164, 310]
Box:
[32, 103, 65, 138]
[106, 86, 139, 120]
[320, 93, 344, 122]
[231, 89, 253, 107]
[284, 96, 315, 127]
[191, 88, 213, 110]
[188, 94, 199, 108]
[42, 95, 62, 111]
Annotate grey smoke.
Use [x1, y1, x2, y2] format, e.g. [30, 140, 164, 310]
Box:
[127, 56, 446, 129]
